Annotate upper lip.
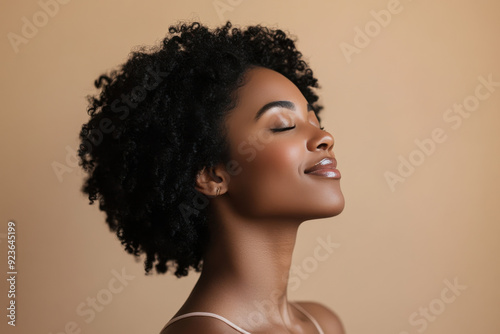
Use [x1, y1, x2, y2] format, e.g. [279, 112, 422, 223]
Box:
[304, 157, 337, 173]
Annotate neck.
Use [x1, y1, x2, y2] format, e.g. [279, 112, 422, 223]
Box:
[185, 202, 303, 329]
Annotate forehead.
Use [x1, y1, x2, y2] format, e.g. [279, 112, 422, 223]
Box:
[227, 66, 307, 124]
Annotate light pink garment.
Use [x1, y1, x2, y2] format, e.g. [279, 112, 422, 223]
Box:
[161, 301, 325, 334]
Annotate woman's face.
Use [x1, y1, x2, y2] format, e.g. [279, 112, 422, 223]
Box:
[222, 66, 345, 222]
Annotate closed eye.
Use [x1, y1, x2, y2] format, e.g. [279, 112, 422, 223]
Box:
[271, 125, 296, 132]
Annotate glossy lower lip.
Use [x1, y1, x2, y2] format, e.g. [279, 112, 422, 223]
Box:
[306, 168, 341, 179]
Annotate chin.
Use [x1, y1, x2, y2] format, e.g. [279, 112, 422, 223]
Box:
[315, 191, 345, 219]
[331, 200, 345, 217]
[325, 198, 345, 218]
[311, 183, 345, 218]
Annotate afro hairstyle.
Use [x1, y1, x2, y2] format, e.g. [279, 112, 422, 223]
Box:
[78, 20, 323, 277]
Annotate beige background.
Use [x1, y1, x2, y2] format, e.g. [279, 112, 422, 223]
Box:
[1, 0, 499, 333]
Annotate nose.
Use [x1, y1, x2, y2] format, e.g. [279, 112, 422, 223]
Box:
[307, 126, 334, 152]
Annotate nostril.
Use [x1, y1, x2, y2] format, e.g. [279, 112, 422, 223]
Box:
[317, 142, 329, 150]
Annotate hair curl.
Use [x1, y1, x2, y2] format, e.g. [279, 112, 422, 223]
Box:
[78, 20, 323, 277]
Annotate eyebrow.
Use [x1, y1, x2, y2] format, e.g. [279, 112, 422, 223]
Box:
[254, 100, 313, 122]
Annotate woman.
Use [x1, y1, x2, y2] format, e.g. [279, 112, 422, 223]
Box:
[78, 21, 345, 334]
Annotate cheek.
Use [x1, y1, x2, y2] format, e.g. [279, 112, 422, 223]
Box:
[235, 133, 305, 177]
[229, 134, 304, 191]
[253, 139, 303, 179]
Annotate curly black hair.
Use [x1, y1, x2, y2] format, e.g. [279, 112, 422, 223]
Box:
[78, 20, 323, 277]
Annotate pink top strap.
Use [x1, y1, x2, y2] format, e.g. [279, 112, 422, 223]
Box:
[162, 310, 251, 333]
[161, 301, 324, 334]
[290, 302, 325, 334]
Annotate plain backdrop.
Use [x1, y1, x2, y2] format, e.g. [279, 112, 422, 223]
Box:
[1, 0, 499, 333]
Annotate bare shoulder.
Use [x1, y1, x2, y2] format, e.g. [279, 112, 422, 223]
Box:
[159, 315, 244, 334]
[294, 300, 346, 334]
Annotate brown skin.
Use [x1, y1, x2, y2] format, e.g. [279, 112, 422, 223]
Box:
[162, 67, 345, 334]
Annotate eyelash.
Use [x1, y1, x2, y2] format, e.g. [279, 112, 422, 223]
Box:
[271, 125, 325, 132]
[271, 125, 296, 132]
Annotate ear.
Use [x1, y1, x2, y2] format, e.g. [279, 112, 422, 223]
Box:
[195, 163, 228, 197]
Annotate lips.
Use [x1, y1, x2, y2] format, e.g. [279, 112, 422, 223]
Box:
[304, 157, 341, 178]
